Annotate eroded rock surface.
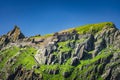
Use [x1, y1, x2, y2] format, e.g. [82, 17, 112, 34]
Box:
[0, 22, 120, 80]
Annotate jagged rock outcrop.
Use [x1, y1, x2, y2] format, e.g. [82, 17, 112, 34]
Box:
[0, 22, 120, 80]
[7, 65, 42, 80]
[71, 57, 79, 66]
[0, 26, 25, 49]
[7, 26, 25, 41]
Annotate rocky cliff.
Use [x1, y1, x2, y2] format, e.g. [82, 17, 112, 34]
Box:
[0, 22, 120, 80]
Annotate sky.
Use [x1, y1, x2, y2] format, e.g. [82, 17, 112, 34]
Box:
[0, 0, 120, 37]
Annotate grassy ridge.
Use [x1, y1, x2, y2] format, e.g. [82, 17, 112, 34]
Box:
[30, 22, 114, 39]
[60, 22, 114, 34]
[0, 22, 117, 80]
[75, 22, 114, 34]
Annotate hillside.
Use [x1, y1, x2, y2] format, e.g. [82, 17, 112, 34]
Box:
[0, 22, 120, 80]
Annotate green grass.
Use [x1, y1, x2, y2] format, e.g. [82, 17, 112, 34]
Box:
[0, 46, 38, 79]
[75, 22, 114, 34]
[76, 38, 87, 43]
[57, 40, 72, 53]
[57, 39, 86, 52]
[30, 22, 114, 40]
[35, 64, 59, 73]
[69, 47, 117, 80]
[0, 45, 115, 80]
[22, 46, 119, 78]
[79, 48, 112, 67]
[34, 58, 75, 80]
[0, 47, 20, 70]
[30, 33, 53, 39]
[11, 47, 37, 70]
[35, 64, 61, 80]
[60, 22, 114, 34]
[0, 22, 118, 80]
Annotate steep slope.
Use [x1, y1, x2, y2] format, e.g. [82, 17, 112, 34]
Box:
[0, 26, 25, 49]
[0, 22, 120, 80]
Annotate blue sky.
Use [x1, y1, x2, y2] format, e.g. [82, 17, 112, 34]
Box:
[0, 0, 120, 36]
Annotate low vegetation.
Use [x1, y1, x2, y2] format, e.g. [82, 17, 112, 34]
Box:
[75, 22, 114, 34]
[0, 22, 119, 80]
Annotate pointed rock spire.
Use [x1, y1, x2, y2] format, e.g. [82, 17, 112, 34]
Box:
[7, 25, 25, 41]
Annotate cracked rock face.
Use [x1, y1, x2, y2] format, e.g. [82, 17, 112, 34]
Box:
[7, 65, 42, 80]
[0, 26, 25, 49]
[0, 22, 120, 80]
[32, 23, 120, 80]
[7, 26, 25, 41]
